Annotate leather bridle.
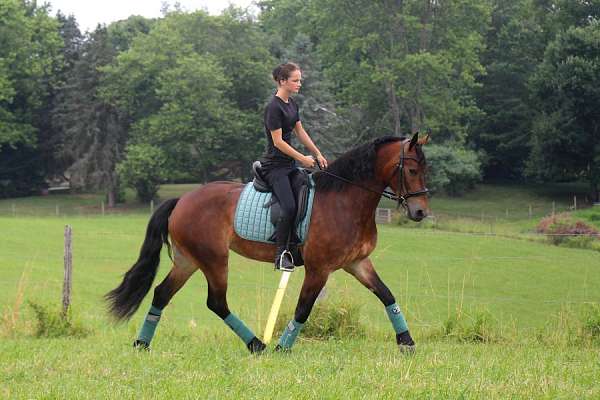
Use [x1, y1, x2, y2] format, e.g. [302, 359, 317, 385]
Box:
[311, 140, 429, 209]
[392, 140, 429, 209]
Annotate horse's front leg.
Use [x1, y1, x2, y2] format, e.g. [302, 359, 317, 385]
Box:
[275, 269, 329, 351]
[344, 257, 415, 352]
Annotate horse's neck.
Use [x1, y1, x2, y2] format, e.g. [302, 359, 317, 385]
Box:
[325, 182, 385, 226]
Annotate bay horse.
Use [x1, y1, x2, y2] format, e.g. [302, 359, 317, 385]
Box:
[106, 133, 430, 353]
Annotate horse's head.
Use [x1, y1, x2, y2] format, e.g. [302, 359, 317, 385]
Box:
[379, 133, 430, 221]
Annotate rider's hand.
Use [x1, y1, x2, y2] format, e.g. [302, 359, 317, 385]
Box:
[299, 155, 316, 168]
[316, 154, 328, 169]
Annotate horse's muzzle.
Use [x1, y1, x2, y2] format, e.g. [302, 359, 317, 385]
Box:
[407, 204, 427, 222]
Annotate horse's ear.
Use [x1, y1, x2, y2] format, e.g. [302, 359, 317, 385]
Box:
[409, 132, 419, 150]
[418, 134, 430, 145]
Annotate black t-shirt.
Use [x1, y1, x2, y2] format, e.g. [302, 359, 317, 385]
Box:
[262, 95, 300, 170]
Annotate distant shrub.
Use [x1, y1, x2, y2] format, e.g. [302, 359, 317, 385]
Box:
[117, 143, 167, 202]
[28, 301, 91, 338]
[537, 213, 599, 247]
[276, 298, 366, 340]
[538, 304, 600, 346]
[581, 304, 600, 343]
[425, 144, 482, 197]
[435, 311, 501, 343]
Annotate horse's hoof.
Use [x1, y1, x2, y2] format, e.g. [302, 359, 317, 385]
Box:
[274, 344, 291, 353]
[133, 340, 150, 351]
[398, 344, 416, 355]
[396, 331, 415, 346]
[247, 337, 266, 354]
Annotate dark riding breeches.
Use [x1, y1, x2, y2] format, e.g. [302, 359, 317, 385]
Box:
[265, 168, 300, 248]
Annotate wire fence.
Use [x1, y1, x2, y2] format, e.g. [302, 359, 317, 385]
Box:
[1, 204, 598, 330]
[0, 195, 594, 219]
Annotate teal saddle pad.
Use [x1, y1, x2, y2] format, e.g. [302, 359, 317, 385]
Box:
[234, 177, 315, 244]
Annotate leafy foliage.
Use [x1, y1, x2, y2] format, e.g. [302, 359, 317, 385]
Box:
[28, 301, 90, 338]
[2, 0, 600, 205]
[437, 310, 502, 343]
[425, 144, 482, 196]
[471, 0, 547, 179]
[0, 0, 62, 197]
[117, 144, 166, 202]
[528, 20, 600, 201]
[276, 297, 366, 340]
[101, 9, 274, 183]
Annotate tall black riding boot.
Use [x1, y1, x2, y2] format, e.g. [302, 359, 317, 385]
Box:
[274, 216, 294, 272]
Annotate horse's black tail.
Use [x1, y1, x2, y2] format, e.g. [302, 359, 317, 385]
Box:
[105, 198, 179, 321]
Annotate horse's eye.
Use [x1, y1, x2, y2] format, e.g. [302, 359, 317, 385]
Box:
[409, 169, 418, 176]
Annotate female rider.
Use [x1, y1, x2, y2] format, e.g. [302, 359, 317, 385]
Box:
[261, 62, 327, 271]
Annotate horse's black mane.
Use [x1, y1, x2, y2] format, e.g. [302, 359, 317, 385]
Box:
[313, 135, 405, 192]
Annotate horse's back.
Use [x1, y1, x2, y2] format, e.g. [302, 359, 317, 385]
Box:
[169, 181, 245, 251]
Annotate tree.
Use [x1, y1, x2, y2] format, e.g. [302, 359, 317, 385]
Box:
[0, 0, 62, 197]
[528, 20, 600, 201]
[52, 20, 150, 206]
[425, 144, 482, 196]
[303, 0, 490, 142]
[102, 9, 274, 183]
[117, 144, 166, 201]
[471, 0, 546, 180]
[40, 11, 84, 179]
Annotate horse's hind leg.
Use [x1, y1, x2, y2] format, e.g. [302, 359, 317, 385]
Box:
[201, 259, 266, 354]
[344, 257, 415, 352]
[276, 269, 329, 351]
[134, 262, 196, 349]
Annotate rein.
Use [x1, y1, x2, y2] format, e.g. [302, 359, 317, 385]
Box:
[311, 142, 429, 209]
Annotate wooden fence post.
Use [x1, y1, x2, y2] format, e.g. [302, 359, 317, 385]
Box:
[62, 225, 73, 317]
[150, 200, 154, 215]
[574, 196, 577, 211]
[101, 201, 105, 216]
[375, 208, 392, 224]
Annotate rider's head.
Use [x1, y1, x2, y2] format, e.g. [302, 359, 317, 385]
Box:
[272, 63, 302, 94]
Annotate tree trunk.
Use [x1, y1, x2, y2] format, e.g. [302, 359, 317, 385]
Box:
[412, 0, 434, 134]
[107, 189, 116, 208]
[106, 171, 119, 208]
[386, 80, 402, 136]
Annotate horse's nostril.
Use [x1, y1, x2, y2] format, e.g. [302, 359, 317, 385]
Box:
[415, 209, 424, 218]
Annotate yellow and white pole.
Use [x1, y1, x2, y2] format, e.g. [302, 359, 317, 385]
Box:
[263, 271, 292, 344]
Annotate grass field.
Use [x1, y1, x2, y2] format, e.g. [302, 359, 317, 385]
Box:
[1, 184, 600, 399]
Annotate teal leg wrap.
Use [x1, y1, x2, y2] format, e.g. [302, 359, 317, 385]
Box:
[278, 319, 304, 349]
[137, 305, 163, 344]
[386, 303, 409, 334]
[224, 313, 255, 345]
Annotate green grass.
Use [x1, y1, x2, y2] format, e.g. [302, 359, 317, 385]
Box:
[2, 337, 599, 399]
[1, 214, 600, 398]
[1, 183, 600, 398]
